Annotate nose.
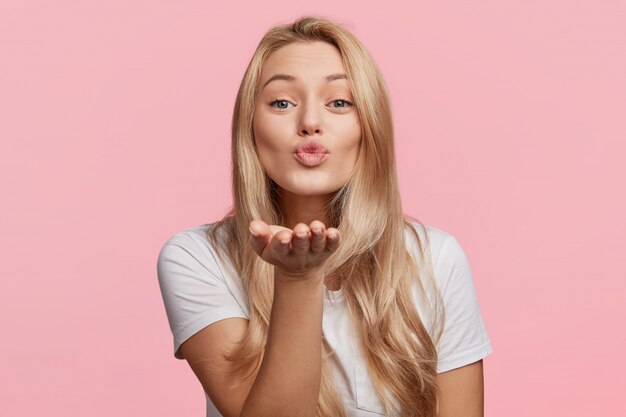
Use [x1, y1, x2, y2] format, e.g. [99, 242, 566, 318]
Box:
[297, 102, 324, 137]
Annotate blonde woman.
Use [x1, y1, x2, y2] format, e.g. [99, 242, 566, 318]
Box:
[157, 16, 493, 417]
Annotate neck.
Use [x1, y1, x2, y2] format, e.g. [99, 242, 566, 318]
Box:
[276, 187, 345, 291]
[277, 187, 335, 230]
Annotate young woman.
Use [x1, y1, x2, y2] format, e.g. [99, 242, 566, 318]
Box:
[157, 16, 493, 417]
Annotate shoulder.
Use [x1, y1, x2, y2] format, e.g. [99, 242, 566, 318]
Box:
[405, 220, 493, 372]
[404, 220, 478, 308]
[156, 221, 250, 360]
[158, 222, 224, 262]
[156, 222, 233, 285]
[159, 222, 215, 251]
[404, 219, 458, 265]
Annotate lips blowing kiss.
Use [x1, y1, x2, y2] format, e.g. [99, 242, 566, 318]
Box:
[293, 140, 330, 167]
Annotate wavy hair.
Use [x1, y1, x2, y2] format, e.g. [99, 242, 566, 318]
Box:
[206, 15, 445, 417]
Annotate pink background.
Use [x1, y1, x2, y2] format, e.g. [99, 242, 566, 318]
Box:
[1, 1, 624, 415]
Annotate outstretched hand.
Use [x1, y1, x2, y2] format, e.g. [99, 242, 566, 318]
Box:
[248, 219, 341, 282]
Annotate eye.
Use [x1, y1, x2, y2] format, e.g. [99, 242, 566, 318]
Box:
[329, 99, 353, 109]
[269, 99, 295, 110]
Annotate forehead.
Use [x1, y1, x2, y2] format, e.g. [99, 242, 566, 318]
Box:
[260, 41, 346, 81]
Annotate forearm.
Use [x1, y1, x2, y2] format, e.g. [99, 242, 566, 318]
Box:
[240, 272, 324, 417]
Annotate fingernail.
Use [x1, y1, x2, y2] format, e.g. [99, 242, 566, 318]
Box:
[312, 227, 321, 234]
[296, 231, 308, 238]
[248, 226, 259, 237]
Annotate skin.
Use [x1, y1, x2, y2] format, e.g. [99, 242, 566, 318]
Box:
[252, 40, 361, 232]
[237, 42, 353, 415]
[437, 360, 485, 416]
[222, 39, 484, 416]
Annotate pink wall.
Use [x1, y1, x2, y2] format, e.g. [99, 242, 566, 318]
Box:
[1, 1, 624, 415]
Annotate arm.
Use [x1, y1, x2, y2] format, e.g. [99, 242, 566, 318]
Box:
[240, 273, 324, 417]
[179, 220, 337, 417]
[436, 359, 485, 417]
[179, 272, 324, 417]
[433, 234, 493, 416]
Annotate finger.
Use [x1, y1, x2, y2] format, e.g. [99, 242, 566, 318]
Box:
[325, 228, 341, 252]
[309, 221, 326, 253]
[269, 225, 291, 235]
[249, 220, 271, 255]
[272, 229, 293, 256]
[292, 223, 311, 254]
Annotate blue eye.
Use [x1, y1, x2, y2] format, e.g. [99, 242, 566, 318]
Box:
[270, 99, 294, 110]
[269, 99, 353, 110]
[330, 99, 353, 109]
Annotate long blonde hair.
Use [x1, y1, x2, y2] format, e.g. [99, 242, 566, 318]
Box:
[207, 15, 445, 417]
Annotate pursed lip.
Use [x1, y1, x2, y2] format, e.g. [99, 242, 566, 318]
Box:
[293, 140, 329, 155]
[293, 140, 330, 167]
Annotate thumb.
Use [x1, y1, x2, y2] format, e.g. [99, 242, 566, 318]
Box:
[248, 220, 271, 255]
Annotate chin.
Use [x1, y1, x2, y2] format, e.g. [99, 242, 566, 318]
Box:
[278, 182, 344, 197]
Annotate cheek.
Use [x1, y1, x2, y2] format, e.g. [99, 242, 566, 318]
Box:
[253, 114, 272, 150]
[253, 112, 289, 150]
[253, 117, 287, 174]
[337, 115, 362, 149]
[252, 108, 264, 142]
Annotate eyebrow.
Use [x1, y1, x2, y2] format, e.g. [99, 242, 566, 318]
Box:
[261, 73, 348, 90]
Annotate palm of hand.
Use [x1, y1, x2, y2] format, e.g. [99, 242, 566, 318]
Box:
[248, 219, 341, 279]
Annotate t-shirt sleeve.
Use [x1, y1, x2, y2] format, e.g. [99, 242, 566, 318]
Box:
[156, 230, 248, 360]
[434, 235, 493, 373]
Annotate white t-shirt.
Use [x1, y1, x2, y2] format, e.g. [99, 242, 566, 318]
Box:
[157, 221, 493, 417]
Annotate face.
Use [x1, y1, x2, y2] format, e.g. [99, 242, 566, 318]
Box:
[253, 41, 361, 198]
